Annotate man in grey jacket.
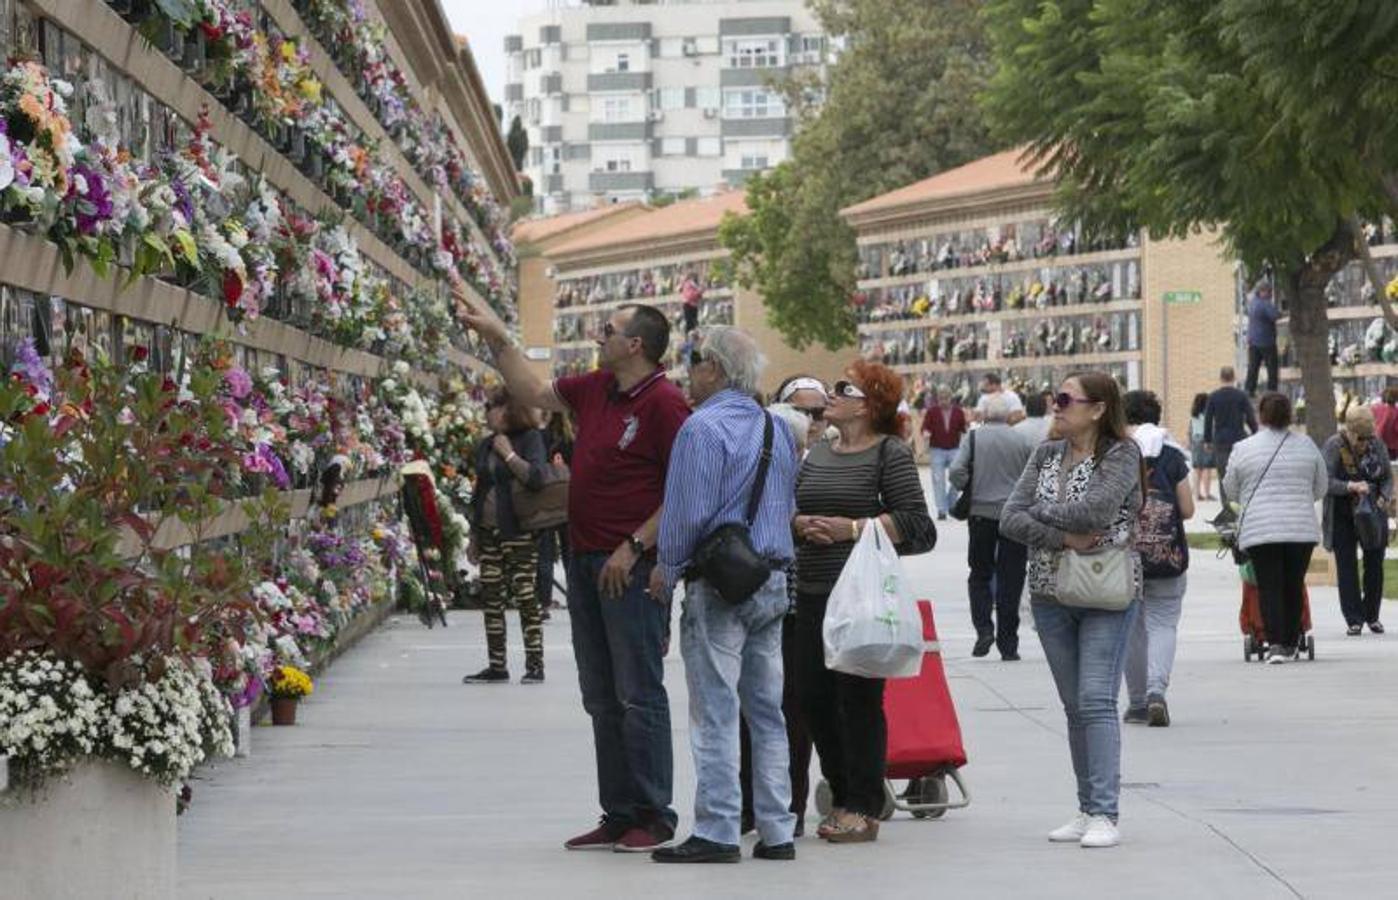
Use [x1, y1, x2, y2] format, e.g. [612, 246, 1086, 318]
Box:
[950, 394, 1035, 659]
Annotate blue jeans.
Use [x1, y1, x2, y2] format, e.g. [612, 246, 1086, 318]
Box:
[1032, 596, 1139, 819]
[680, 574, 795, 847]
[930, 447, 960, 516]
[1124, 575, 1186, 708]
[567, 551, 676, 830]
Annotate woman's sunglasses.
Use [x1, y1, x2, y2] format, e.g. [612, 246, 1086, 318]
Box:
[832, 380, 867, 400]
[1054, 392, 1095, 409]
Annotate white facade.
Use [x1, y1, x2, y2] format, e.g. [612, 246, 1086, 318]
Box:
[504, 0, 829, 215]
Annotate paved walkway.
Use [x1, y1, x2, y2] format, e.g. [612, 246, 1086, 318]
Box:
[179, 485, 1398, 899]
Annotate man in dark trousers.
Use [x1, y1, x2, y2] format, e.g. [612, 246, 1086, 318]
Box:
[1245, 279, 1280, 395]
[1204, 366, 1258, 507]
[458, 286, 690, 854]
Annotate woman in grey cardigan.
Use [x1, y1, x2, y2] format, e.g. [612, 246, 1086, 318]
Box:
[1321, 405, 1391, 636]
[1000, 372, 1144, 850]
[1222, 393, 1327, 663]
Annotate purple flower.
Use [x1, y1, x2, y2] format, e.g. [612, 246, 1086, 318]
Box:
[243, 443, 291, 490]
[223, 366, 253, 399]
[10, 338, 53, 398]
[69, 163, 114, 236]
[171, 176, 195, 225]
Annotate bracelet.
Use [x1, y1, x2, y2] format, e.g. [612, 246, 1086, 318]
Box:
[851, 519, 860, 541]
[505, 452, 519, 464]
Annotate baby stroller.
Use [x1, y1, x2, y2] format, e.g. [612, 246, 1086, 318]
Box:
[814, 600, 971, 820]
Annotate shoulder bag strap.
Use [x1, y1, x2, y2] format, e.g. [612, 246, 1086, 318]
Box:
[744, 412, 775, 526]
[1237, 433, 1288, 535]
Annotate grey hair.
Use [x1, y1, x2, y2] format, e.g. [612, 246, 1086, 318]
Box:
[697, 325, 765, 395]
[981, 392, 1012, 422]
[768, 403, 812, 451]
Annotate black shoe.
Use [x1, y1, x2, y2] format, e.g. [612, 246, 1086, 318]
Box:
[793, 818, 805, 838]
[1347, 624, 1363, 636]
[1146, 693, 1170, 727]
[462, 666, 509, 684]
[937, 513, 948, 521]
[651, 836, 740, 864]
[1123, 706, 1149, 725]
[753, 841, 796, 861]
[972, 635, 994, 658]
[521, 668, 545, 685]
[1000, 650, 1021, 661]
[1369, 621, 1385, 634]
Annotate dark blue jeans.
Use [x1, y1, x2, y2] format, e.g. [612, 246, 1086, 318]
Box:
[567, 551, 676, 830]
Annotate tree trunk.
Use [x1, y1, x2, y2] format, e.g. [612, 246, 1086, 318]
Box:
[1283, 221, 1356, 446]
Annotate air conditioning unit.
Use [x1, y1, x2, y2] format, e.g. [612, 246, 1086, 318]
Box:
[682, 40, 699, 56]
[702, 108, 718, 119]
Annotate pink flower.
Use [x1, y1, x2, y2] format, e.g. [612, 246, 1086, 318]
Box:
[224, 366, 253, 399]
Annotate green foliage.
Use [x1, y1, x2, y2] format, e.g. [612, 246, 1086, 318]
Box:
[719, 0, 996, 351]
[506, 115, 529, 172]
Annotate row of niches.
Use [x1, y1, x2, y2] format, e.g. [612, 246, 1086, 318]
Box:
[0, 47, 486, 371]
[1313, 254, 1398, 310]
[854, 259, 1140, 324]
[856, 216, 1138, 282]
[555, 261, 731, 310]
[286, 0, 514, 261]
[906, 362, 1135, 407]
[0, 280, 487, 502]
[550, 303, 737, 378]
[552, 298, 735, 344]
[9, 2, 512, 305]
[1272, 316, 1398, 369]
[861, 310, 1141, 368]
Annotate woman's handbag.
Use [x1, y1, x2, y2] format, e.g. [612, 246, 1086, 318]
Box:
[513, 463, 570, 532]
[1054, 546, 1134, 611]
[1354, 492, 1388, 551]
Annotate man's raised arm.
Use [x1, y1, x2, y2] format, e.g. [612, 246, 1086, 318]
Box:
[454, 281, 566, 413]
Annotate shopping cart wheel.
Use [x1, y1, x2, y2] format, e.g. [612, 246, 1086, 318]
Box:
[1306, 634, 1315, 660]
[878, 783, 895, 821]
[1243, 634, 1255, 662]
[909, 776, 950, 820]
[815, 780, 833, 817]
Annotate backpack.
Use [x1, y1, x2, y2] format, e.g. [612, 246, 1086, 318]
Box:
[1135, 448, 1189, 579]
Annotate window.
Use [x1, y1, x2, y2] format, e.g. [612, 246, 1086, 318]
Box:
[604, 158, 632, 173]
[660, 137, 686, 156]
[529, 147, 544, 167]
[524, 48, 542, 70]
[741, 154, 768, 170]
[549, 146, 562, 175]
[725, 37, 783, 69]
[656, 88, 685, 111]
[601, 96, 636, 122]
[796, 35, 827, 64]
[614, 52, 630, 73]
[696, 137, 721, 157]
[723, 89, 785, 119]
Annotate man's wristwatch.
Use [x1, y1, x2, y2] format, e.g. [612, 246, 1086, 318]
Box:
[627, 535, 646, 557]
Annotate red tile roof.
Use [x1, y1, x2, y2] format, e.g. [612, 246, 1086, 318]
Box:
[841, 148, 1044, 218]
[548, 191, 749, 258]
[511, 202, 646, 245]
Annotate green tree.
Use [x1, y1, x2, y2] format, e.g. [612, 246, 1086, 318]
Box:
[506, 116, 528, 172]
[719, 0, 996, 351]
[983, 0, 1397, 441]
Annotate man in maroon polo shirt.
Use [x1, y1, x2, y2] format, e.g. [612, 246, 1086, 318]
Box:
[921, 384, 967, 520]
[457, 287, 689, 853]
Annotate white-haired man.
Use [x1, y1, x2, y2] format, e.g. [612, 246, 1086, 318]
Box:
[949, 392, 1034, 660]
[649, 326, 800, 863]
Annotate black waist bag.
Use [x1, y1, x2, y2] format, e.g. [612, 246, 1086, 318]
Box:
[691, 412, 775, 604]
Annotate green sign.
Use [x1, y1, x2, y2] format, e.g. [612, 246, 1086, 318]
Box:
[1163, 290, 1202, 304]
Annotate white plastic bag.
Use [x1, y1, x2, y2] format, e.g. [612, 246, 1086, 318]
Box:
[823, 519, 923, 679]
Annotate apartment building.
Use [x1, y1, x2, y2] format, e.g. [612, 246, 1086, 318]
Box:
[841, 149, 1239, 442]
[503, 0, 829, 215]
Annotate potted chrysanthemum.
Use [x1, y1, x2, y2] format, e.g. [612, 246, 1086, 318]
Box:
[268, 665, 313, 725]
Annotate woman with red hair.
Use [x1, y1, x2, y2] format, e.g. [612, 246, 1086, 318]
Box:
[791, 360, 936, 843]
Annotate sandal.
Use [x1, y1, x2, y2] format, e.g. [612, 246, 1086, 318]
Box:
[816, 810, 845, 839]
[825, 814, 879, 844]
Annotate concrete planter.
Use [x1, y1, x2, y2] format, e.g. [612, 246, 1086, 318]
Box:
[0, 759, 175, 900]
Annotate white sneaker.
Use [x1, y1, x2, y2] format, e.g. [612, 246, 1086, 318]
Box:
[1047, 812, 1091, 843]
[1079, 815, 1120, 848]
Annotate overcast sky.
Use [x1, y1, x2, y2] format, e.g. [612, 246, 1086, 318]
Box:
[441, 0, 555, 114]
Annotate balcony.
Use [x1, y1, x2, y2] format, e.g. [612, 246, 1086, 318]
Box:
[586, 22, 653, 42]
[720, 67, 789, 87]
[587, 71, 654, 93]
[589, 171, 655, 192]
[720, 117, 793, 138]
[589, 122, 654, 141]
[718, 17, 791, 37]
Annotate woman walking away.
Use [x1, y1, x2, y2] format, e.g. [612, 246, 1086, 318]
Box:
[1189, 393, 1215, 500]
[1323, 405, 1392, 636]
[999, 372, 1144, 849]
[793, 361, 935, 844]
[463, 388, 550, 685]
[1222, 393, 1327, 664]
[1121, 391, 1194, 728]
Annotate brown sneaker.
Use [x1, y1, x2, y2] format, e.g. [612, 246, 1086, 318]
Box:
[613, 822, 674, 853]
[564, 818, 626, 851]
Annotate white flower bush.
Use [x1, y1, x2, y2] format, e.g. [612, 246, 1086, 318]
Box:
[0, 651, 234, 793]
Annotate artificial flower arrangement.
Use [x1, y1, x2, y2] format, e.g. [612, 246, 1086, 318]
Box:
[268, 664, 313, 699]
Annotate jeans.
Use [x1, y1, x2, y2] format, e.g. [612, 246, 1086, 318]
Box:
[1246, 344, 1279, 395]
[1032, 596, 1139, 820]
[1249, 542, 1314, 649]
[967, 516, 1028, 654]
[1214, 444, 1234, 508]
[1333, 512, 1385, 626]
[567, 551, 676, 830]
[793, 591, 887, 817]
[681, 574, 794, 846]
[930, 446, 960, 516]
[740, 615, 813, 824]
[1124, 575, 1186, 708]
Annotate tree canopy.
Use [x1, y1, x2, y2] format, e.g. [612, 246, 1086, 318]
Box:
[719, 0, 996, 351]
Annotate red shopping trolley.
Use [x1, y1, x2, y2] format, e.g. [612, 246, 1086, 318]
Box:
[815, 599, 971, 820]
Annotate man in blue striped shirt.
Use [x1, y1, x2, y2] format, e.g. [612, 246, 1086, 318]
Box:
[649, 326, 801, 864]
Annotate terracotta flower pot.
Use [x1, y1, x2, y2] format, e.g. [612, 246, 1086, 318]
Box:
[270, 696, 299, 726]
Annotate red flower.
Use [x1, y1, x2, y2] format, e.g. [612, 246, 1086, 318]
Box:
[132, 346, 150, 362]
[222, 270, 244, 308]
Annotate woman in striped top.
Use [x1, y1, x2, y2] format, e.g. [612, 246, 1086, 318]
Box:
[792, 361, 935, 843]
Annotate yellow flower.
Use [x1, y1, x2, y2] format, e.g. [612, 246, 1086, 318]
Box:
[280, 41, 297, 62]
[1386, 276, 1398, 302]
[271, 665, 313, 698]
[299, 78, 322, 103]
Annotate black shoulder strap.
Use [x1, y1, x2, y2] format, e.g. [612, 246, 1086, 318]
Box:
[745, 412, 775, 526]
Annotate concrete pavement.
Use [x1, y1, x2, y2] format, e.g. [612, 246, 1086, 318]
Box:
[179, 490, 1398, 899]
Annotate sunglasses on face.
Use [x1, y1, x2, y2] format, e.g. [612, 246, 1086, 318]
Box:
[832, 380, 867, 400]
[689, 349, 705, 367]
[1054, 392, 1094, 409]
[794, 406, 826, 421]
